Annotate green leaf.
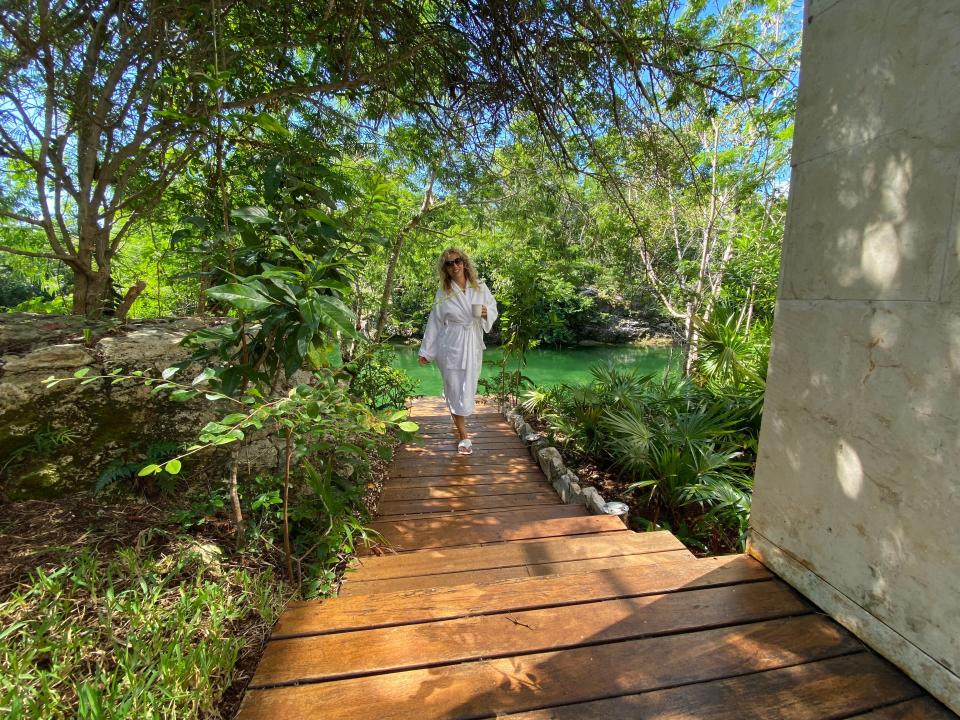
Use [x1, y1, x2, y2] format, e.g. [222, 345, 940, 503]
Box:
[201, 421, 230, 434]
[164, 459, 182, 475]
[161, 366, 180, 380]
[205, 282, 275, 312]
[314, 279, 351, 293]
[192, 367, 216, 385]
[340, 443, 363, 456]
[221, 413, 248, 424]
[397, 421, 419, 432]
[255, 112, 289, 136]
[73, 367, 90, 378]
[170, 389, 200, 402]
[137, 464, 161, 477]
[301, 207, 336, 224]
[311, 295, 358, 337]
[231, 206, 274, 225]
[295, 324, 314, 360]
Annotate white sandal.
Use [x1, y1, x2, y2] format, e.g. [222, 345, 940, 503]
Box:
[457, 438, 473, 455]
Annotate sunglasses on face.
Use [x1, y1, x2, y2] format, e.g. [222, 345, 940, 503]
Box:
[444, 258, 464, 267]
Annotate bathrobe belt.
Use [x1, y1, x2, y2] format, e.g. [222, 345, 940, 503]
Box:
[444, 319, 482, 370]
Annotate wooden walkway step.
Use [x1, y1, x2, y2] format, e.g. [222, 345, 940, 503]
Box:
[238, 398, 956, 720]
[341, 530, 691, 595]
[278, 554, 767, 637]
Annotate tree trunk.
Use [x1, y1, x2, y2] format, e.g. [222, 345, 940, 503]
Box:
[72, 264, 113, 319]
[682, 301, 699, 375]
[70, 219, 117, 319]
[228, 447, 245, 543]
[115, 280, 147, 321]
[373, 172, 435, 342]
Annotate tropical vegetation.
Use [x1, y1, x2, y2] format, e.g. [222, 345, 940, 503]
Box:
[0, 0, 801, 715]
[522, 314, 769, 553]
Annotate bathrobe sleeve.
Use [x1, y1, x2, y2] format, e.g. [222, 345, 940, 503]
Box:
[480, 283, 498, 334]
[419, 290, 443, 361]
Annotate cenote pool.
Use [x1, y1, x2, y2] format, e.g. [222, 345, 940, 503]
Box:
[390, 344, 678, 397]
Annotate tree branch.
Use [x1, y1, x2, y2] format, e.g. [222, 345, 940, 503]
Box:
[0, 244, 72, 262]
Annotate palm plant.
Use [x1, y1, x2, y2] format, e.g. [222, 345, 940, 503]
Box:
[530, 331, 768, 553]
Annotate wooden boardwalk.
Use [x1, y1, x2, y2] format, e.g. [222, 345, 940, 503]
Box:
[237, 398, 955, 719]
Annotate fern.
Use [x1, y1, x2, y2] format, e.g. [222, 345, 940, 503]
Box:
[95, 441, 184, 493]
[1, 424, 80, 475]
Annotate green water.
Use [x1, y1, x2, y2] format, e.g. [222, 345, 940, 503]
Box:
[391, 344, 678, 397]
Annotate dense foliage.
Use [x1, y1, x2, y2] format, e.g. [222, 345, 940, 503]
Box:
[2, 1, 799, 336]
[523, 314, 768, 552]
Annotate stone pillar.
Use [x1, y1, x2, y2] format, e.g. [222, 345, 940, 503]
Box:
[750, 0, 960, 712]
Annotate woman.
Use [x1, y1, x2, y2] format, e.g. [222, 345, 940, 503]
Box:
[418, 248, 498, 454]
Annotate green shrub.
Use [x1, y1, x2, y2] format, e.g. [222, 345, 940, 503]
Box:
[0, 536, 286, 719]
[345, 345, 418, 410]
[528, 350, 763, 552]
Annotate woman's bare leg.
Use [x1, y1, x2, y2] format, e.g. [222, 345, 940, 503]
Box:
[451, 413, 468, 441]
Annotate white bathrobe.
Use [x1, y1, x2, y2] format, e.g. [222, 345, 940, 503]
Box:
[419, 281, 498, 416]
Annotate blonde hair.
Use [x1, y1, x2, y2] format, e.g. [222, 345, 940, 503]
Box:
[437, 247, 480, 294]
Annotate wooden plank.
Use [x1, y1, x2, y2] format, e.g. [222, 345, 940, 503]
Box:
[378, 492, 562, 516]
[248, 581, 810, 687]
[392, 448, 532, 466]
[340, 549, 693, 595]
[414, 434, 520, 445]
[400, 437, 526, 449]
[394, 457, 539, 477]
[414, 415, 516, 434]
[387, 471, 546, 488]
[409, 407, 500, 415]
[381, 481, 551, 501]
[396, 447, 528, 461]
[416, 428, 518, 439]
[375, 503, 574, 523]
[505, 653, 921, 720]
[411, 407, 506, 416]
[364, 508, 617, 553]
[346, 530, 688, 581]
[417, 417, 510, 425]
[274, 555, 770, 638]
[848, 698, 957, 719]
[409, 440, 527, 452]
[238, 615, 859, 720]
[371, 505, 588, 528]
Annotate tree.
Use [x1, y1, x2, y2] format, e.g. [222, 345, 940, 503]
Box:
[0, 0, 469, 317]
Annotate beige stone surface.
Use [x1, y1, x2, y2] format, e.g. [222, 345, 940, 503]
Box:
[754, 299, 960, 676]
[792, 0, 920, 166]
[1, 344, 94, 374]
[794, 1, 959, 166]
[782, 131, 959, 301]
[753, 0, 960, 712]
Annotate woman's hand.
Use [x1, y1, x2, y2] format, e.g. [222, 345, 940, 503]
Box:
[480, 305, 488, 319]
[418, 356, 430, 366]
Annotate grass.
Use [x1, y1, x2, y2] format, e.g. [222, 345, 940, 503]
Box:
[0, 498, 291, 719]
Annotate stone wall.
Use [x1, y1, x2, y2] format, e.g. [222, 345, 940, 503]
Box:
[749, 0, 960, 712]
[0, 314, 281, 499]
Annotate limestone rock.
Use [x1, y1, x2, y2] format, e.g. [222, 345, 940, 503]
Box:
[528, 437, 550, 458]
[98, 327, 192, 369]
[1, 344, 95, 375]
[581, 486, 608, 515]
[0, 315, 281, 500]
